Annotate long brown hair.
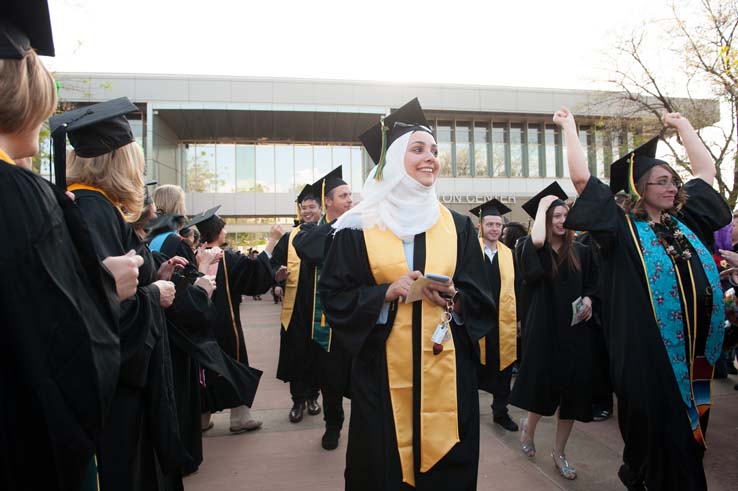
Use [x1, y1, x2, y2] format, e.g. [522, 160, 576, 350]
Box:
[621, 164, 688, 219]
[546, 203, 580, 277]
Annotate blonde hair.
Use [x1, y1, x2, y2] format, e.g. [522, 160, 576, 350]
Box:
[152, 184, 187, 216]
[67, 142, 146, 222]
[0, 50, 57, 134]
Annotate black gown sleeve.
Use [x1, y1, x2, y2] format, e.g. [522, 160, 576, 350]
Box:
[450, 213, 496, 342]
[271, 232, 290, 268]
[515, 236, 552, 286]
[293, 221, 334, 265]
[226, 249, 276, 296]
[676, 178, 731, 247]
[564, 176, 620, 256]
[319, 228, 390, 357]
[578, 243, 599, 300]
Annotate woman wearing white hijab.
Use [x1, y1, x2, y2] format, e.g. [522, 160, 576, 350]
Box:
[320, 99, 495, 490]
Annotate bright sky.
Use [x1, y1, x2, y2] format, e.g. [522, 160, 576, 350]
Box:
[46, 0, 689, 91]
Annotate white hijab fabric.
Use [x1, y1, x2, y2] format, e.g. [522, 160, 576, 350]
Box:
[332, 131, 440, 242]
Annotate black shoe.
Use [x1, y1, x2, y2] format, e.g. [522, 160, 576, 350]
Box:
[593, 408, 612, 421]
[321, 426, 341, 450]
[307, 398, 322, 416]
[734, 383, 738, 391]
[617, 464, 645, 491]
[493, 414, 519, 432]
[289, 402, 305, 423]
[727, 364, 738, 375]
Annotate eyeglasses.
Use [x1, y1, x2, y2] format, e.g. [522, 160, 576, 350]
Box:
[646, 179, 682, 190]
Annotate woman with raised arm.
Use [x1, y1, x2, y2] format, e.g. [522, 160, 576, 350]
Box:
[509, 182, 598, 481]
[556, 106, 730, 490]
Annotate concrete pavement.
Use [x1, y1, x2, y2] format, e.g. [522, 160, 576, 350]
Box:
[184, 298, 738, 490]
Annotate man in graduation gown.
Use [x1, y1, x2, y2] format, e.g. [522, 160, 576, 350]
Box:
[470, 199, 520, 432]
[271, 185, 323, 423]
[291, 167, 354, 450]
[319, 99, 496, 489]
[557, 106, 731, 490]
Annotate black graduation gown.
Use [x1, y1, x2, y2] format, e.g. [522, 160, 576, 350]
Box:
[0, 163, 120, 491]
[477, 248, 521, 392]
[155, 234, 267, 474]
[508, 237, 597, 422]
[575, 232, 612, 410]
[74, 190, 189, 491]
[318, 211, 495, 491]
[271, 230, 317, 384]
[565, 176, 731, 490]
[200, 249, 272, 412]
[292, 220, 352, 397]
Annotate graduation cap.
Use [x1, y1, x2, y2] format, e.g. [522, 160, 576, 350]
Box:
[183, 205, 221, 230]
[49, 97, 138, 189]
[521, 182, 569, 219]
[609, 137, 665, 200]
[296, 184, 319, 204]
[1, 0, 55, 59]
[359, 98, 432, 181]
[312, 166, 346, 214]
[145, 213, 185, 238]
[469, 199, 512, 220]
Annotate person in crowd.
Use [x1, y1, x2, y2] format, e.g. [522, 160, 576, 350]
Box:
[574, 230, 613, 421]
[501, 221, 528, 250]
[52, 97, 192, 489]
[1, 3, 140, 489]
[319, 99, 495, 489]
[180, 226, 200, 250]
[471, 199, 520, 432]
[195, 206, 287, 433]
[557, 106, 730, 490]
[291, 167, 354, 450]
[509, 182, 597, 481]
[270, 184, 323, 424]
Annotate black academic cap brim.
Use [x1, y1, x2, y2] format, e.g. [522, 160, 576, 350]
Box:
[296, 184, 317, 204]
[521, 182, 569, 219]
[609, 137, 664, 193]
[183, 205, 221, 229]
[359, 98, 432, 165]
[469, 198, 512, 219]
[312, 166, 346, 196]
[0, 0, 54, 59]
[145, 213, 185, 237]
[50, 97, 138, 188]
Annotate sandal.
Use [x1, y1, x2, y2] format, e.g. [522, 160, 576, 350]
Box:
[519, 417, 536, 458]
[552, 452, 577, 480]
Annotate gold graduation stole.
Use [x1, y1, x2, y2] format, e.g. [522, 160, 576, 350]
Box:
[363, 204, 458, 486]
[478, 241, 517, 370]
[280, 227, 302, 330]
[67, 183, 126, 220]
[0, 148, 16, 165]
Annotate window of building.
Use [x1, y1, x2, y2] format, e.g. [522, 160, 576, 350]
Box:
[216, 144, 236, 193]
[473, 123, 489, 177]
[350, 147, 364, 191]
[491, 123, 508, 177]
[544, 125, 558, 177]
[255, 145, 275, 192]
[275, 145, 293, 192]
[455, 122, 471, 177]
[236, 144, 256, 192]
[294, 145, 313, 190]
[595, 128, 605, 178]
[313, 145, 332, 181]
[436, 122, 453, 177]
[510, 124, 523, 177]
[527, 124, 541, 178]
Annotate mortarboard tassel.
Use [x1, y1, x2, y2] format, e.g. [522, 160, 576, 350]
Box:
[626, 152, 641, 202]
[375, 116, 388, 182]
[479, 210, 483, 238]
[321, 179, 327, 218]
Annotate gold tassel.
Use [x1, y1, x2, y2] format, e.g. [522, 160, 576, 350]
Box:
[321, 179, 327, 218]
[627, 152, 641, 202]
